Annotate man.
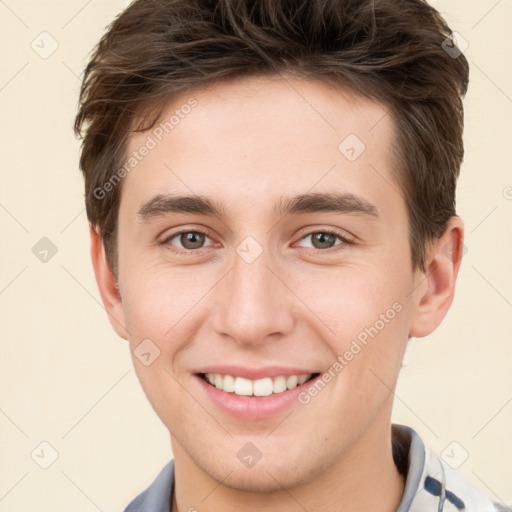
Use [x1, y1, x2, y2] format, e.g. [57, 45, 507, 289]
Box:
[74, 0, 509, 510]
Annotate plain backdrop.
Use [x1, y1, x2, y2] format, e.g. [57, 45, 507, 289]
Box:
[0, 0, 511, 510]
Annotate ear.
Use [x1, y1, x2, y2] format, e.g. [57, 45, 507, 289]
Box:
[409, 216, 465, 338]
[89, 224, 129, 340]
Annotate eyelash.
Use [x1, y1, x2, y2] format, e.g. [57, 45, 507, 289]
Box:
[160, 228, 354, 256]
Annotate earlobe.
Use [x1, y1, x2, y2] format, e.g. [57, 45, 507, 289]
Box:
[89, 224, 129, 340]
[409, 216, 465, 338]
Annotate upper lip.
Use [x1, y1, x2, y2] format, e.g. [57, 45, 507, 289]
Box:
[194, 365, 320, 380]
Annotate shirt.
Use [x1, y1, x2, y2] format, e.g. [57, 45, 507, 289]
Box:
[123, 423, 510, 512]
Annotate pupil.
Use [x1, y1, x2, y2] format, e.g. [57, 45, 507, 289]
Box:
[183, 232, 204, 249]
[314, 232, 334, 249]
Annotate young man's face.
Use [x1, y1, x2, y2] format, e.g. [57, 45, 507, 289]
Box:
[95, 75, 451, 492]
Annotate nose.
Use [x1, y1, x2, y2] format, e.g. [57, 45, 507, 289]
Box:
[210, 245, 296, 347]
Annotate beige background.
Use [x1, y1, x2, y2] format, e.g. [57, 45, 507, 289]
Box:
[0, 0, 511, 510]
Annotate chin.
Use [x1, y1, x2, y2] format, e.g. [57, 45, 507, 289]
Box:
[213, 466, 313, 493]
[197, 449, 321, 494]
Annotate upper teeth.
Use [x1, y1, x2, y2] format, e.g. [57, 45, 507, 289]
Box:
[204, 373, 312, 396]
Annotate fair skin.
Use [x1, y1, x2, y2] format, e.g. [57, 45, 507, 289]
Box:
[91, 74, 464, 511]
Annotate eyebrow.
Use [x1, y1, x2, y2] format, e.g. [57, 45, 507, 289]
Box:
[137, 192, 379, 220]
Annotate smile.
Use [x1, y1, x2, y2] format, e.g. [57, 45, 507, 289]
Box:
[200, 372, 320, 396]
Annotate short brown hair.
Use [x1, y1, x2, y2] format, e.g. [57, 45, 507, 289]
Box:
[74, 0, 469, 278]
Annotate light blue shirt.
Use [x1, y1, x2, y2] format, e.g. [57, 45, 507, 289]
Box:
[124, 424, 510, 511]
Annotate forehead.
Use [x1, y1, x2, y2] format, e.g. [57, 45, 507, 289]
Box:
[121, 74, 400, 220]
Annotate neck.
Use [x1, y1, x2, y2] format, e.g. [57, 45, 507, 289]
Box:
[170, 416, 405, 512]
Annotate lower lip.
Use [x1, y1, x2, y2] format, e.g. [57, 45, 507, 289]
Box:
[194, 374, 321, 420]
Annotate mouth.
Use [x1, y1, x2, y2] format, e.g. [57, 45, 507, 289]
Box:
[197, 372, 321, 396]
[193, 366, 325, 419]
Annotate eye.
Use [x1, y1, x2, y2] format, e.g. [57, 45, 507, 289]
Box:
[296, 229, 353, 251]
[161, 229, 215, 253]
[160, 227, 353, 255]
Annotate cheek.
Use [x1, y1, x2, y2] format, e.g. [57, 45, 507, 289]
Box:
[120, 264, 213, 342]
[290, 266, 409, 393]
[289, 263, 404, 341]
